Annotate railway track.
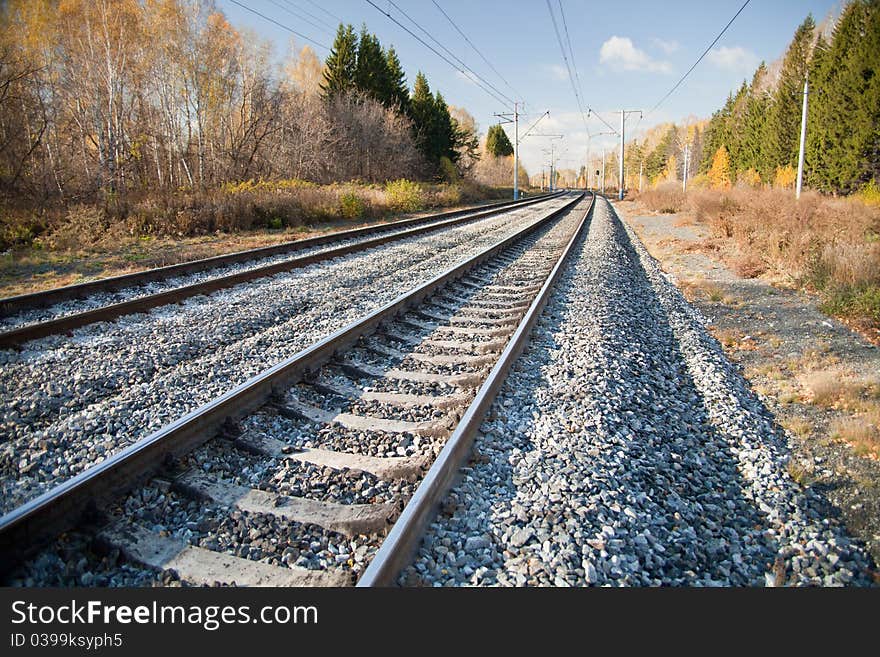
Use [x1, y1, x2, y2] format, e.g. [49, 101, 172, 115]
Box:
[2, 192, 593, 587]
[0, 192, 561, 347]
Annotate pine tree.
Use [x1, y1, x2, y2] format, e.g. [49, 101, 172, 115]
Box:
[321, 24, 358, 98]
[410, 71, 437, 162]
[764, 15, 815, 172]
[384, 46, 410, 112]
[739, 63, 770, 179]
[807, 1, 880, 193]
[486, 124, 514, 157]
[354, 26, 388, 102]
[432, 91, 458, 164]
[645, 125, 679, 182]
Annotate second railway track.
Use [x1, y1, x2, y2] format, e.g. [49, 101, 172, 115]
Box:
[0, 192, 561, 346]
[2, 192, 594, 586]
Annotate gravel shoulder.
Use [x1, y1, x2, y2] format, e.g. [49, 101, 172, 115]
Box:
[402, 197, 877, 587]
[618, 200, 880, 568]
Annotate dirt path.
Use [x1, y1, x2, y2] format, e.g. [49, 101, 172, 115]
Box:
[615, 199, 880, 571]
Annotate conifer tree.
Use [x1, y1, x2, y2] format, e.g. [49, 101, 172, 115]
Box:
[384, 47, 410, 112]
[321, 24, 358, 98]
[739, 63, 770, 178]
[764, 15, 815, 172]
[485, 124, 514, 157]
[354, 26, 388, 102]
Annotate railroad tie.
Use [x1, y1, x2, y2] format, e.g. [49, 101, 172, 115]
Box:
[99, 521, 351, 586]
[175, 470, 397, 538]
[235, 433, 428, 481]
[273, 398, 452, 438]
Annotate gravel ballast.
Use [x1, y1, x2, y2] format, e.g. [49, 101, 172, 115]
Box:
[0, 196, 573, 514]
[402, 197, 876, 587]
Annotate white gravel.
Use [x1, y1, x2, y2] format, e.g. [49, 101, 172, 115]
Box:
[402, 197, 876, 587]
[0, 195, 575, 515]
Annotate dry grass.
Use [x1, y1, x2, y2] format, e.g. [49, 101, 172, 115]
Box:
[830, 417, 880, 459]
[801, 369, 880, 410]
[787, 459, 815, 484]
[636, 186, 880, 331]
[0, 182, 510, 297]
[782, 417, 813, 438]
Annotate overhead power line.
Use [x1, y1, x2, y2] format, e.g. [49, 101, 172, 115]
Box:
[648, 0, 752, 115]
[364, 0, 513, 108]
[300, 0, 343, 25]
[430, 0, 523, 102]
[546, 0, 618, 135]
[268, 0, 333, 35]
[280, 0, 336, 32]
[228, 0, 329, 50]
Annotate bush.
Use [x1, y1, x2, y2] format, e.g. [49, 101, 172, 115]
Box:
[857, 180, 880, 208]
[339, 191, 366, 219]
[638, 181, 685, 213]
[384, 179, 423, 213]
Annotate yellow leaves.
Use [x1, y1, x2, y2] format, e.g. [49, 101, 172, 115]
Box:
[774, 165, 797, 190]
[708, 145, 732, 190]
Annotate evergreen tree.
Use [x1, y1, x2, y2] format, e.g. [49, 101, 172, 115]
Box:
[354, 26, 388, 102]
[645, 125, 679, 182]
[738, 63, 770, 179]
[384, 47, 410, 112]
[486, 124, 514, 157]
[410, 71, 437, 163]
[432, 91, 458, 164]
[807, 1, 880, 193]
[321, 24, 358, 98]
[764, 15, 815, 172]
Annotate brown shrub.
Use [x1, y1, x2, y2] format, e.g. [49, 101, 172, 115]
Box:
[638, 181, 685, 214]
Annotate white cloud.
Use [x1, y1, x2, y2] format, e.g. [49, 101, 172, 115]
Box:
[547, 64, 567, 81]
[707, 46, 760, 72]
[652, 38, 680, 54]
[599, 36, 671, 73]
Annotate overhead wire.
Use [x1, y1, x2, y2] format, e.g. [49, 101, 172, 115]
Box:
[363, 0, 513, 108]
[280, 0, 336, 32]
[647, 0, 752, 115]
[383, 0, 516, 106]
[546, 0, 618, 135]
[267, 0, 333, 35]
[228, 0, 329, 50]
[429, 0, 523, 102]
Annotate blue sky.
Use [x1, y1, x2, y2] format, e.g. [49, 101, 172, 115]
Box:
[217, 0, 841, 174]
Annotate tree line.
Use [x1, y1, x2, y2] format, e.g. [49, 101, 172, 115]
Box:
[321, 23, 479, 179]
[699, 1, 879, 194]
[0, 0, 481, 209]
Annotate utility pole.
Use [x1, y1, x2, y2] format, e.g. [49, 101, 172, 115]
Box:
[682, 142, 690, 193]
[586, 130, 615, 192]
[513, 102, 519, 199]
[796, 74, 809, 200]
[614, 110, 642, 200]
[496, 107, 550, 201]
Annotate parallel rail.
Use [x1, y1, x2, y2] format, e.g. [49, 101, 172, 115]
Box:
[0, 192, 559, 317]
[0, 193, 561, 348]
[0, 192, 584, 575]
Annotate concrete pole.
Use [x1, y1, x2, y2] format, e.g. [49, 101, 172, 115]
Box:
[618, 110, 625, 200]
[796, 76, 808, 199]
[513, 102, 519, 200]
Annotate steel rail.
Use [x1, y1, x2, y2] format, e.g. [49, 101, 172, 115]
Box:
[0, 193, 584, 572]
[0, 193, 563, 348]
[0, 192, 560, 316]
[358, 193, 596, 586]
